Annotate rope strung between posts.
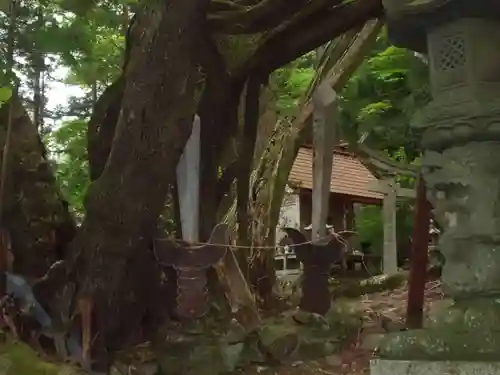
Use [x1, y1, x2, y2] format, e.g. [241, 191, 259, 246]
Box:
[156, 230, 357, 250]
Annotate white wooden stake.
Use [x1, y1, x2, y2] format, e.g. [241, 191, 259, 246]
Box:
[176, 115, 200, 242]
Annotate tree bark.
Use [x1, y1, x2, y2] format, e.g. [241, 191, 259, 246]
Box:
[66, 0, 208, 366]
[0, 96, 75, 278]
[87, 77, 125, 181]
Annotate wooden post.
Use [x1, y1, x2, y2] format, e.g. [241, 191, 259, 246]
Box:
[345, 201, 358, 270]
[311, 83, 337, 242]
[406, 175, 432, 329]
[382, 176, 398, 275]
[368, 178, 416, 275]
[176, 115, 201, 242]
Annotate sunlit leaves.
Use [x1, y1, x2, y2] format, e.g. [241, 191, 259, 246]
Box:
[56, 0, 98, 16]
[0, 86, 12, 107]
[268, 53, 315, 117]
[339, 31, 429, 160]
[44, 119, 89, 215]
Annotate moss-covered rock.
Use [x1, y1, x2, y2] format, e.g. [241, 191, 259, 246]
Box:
[0, 338, 81, 375]
[377, 298, 500, 361]
[153, 301, 363, 375]
[258, 302, 363, 364]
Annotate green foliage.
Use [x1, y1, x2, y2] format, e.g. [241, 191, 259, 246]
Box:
[355, 205, 383, 255]
[63, 20, 124, 88]
[44, 119, 89, 217]
[0, 86, 12, 104]
[339, 31, 430, 160]
[268, 53, 315, 117]
[356, 202, 414, 259]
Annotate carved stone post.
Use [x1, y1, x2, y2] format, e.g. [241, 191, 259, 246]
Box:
[282, 228, 342, 315]
[373, 0, 500, 368]
[155, 224, 228, 319]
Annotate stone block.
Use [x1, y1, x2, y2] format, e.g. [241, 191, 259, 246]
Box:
[370, 359, 500, 375]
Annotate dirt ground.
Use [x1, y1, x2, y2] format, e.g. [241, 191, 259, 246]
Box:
[245, 278, 444, 375]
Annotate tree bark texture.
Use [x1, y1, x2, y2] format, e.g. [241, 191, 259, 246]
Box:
[0, 97, 75, 279]
[67, 0, 208, 363]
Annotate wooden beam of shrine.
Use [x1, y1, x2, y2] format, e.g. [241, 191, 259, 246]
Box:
[357, 143, 419, 178]
[366, 180, 416, 199]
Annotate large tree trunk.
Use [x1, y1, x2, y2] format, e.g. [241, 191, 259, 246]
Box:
[65, 0, 208, 368]
[0, 96, 75, 279]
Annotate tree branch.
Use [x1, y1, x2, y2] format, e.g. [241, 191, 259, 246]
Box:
[247, 0, 383, 74]
[196, 27, 236, 239]
[208, 0, 339, 35]
[237, 75, 262, 244]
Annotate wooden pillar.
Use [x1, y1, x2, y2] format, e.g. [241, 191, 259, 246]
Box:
[331, 197, 347, 271]
[311, 83, 337, 241]
[382, 176, 398, 275]
[345, 200, 355, 231]
[330, 197, 346, 232]
[406, 175, 432, 329]
[299, 191, 312, 232]
[176, 115, 200, 242]
[368, 178, 416, 275]
[345, 200, 358, 253]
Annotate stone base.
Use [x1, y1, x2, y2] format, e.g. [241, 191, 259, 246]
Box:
[370, 359, 500, 375]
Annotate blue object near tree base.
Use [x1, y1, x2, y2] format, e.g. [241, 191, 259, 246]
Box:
[5, 272, 85, 366]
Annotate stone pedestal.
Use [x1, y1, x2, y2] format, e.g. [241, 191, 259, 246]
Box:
[281, 227, 342, 315]
[374, 0, 500, 369]
[371, 360, 500, 375]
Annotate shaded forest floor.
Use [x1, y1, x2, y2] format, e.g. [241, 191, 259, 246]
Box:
[244, 277, 444, 375]
[0, 273, 445, 375]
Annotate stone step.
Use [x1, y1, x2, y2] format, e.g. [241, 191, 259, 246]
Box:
[371, 359, 500, 375]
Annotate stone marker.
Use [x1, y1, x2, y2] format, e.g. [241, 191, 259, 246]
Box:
[373, 0, 500, 373]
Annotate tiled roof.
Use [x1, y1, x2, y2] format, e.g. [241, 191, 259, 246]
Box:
[289, 147, 383, 200]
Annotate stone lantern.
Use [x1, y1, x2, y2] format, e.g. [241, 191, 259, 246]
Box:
[372, 1, 500, 374]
